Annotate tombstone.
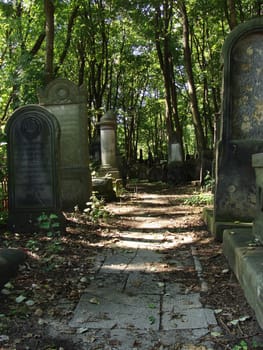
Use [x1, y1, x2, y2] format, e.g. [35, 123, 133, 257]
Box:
[169, 143, 183, 163]
[38, 78, 92, 210]
[168, 132, 183, 163]
[98, 110, 120, 179]
[252, 153, 263, 243]
[5, 105, 64, 233]
[214, 18, 263, 238]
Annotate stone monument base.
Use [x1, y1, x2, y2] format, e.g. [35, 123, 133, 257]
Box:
[98, 167, 120, 180]
[92, 177, 117, 202]
[8, 210, 65, 234]
[203, 208, 252, 241]
[223, 228, 263, 330]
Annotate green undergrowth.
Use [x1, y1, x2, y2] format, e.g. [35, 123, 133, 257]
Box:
[232, 339, 263, 349]
[183, 191, 214, 206]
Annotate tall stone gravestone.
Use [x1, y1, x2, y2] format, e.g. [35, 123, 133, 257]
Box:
[252, 153, 263, 243]
[168, 132, 183, 163]
[39, 78, 92, 210]
[214, 18, 263, 238]
[5, 105, 63, 233]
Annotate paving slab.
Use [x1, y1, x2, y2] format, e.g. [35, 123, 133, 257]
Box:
[89, 273, 127, 291]
[99, 250, 136, 273]
[162, 307, 217, 330]
[125, 271, 164, 295]
[162, 293, 202, 311]
[125, 249, 163, 272]
[67, 191, 223, 348]
[69, 288, 161, 330]
[165, 282, 186, 295]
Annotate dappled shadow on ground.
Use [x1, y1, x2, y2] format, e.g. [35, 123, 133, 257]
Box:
[0, 181, 262, 349]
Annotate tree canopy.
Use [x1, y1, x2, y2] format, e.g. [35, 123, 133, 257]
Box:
[0, 0, 262, 161]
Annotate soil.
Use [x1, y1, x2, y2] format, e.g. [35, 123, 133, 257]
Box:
[0, 181, 263, 350]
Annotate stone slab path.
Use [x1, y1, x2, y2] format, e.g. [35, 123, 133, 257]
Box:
[66, 187, 221, 349]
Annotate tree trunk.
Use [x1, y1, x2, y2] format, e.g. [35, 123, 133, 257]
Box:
[228, 0, 238, 29]
[224, 0, 238, 30]
[44, 0, 54, 84]
[54, 5, 79, 76]
[179, 1, 206, 157]
[154, 1, 184, 158]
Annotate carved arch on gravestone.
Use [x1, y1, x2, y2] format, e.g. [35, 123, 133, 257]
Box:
[221, 17, 263, 142]
[38, 78, 87, 105]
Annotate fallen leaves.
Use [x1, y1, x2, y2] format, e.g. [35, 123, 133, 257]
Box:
[229, 315, 251, 326]
[0, 183, 262, 349]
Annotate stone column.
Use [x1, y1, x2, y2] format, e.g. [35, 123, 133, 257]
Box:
[98, 110, 120, 179]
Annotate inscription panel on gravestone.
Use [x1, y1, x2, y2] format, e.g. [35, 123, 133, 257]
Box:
[231, 33, 263, 139]
[47, 105, 86, 166]
[13, 115, 54, 208]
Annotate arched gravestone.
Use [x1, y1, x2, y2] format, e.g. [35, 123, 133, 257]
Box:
[5, 105, 63, 233]
[38, 78, 92, 210]
[214, 18, 263, 238]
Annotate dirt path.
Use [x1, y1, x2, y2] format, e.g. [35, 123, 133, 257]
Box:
[1, 182, 263, 349]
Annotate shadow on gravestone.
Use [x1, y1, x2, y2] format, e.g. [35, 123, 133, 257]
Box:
[214, 18, 263, 232]
[38, 78, 92, 211]
[5, 105, 64, 233]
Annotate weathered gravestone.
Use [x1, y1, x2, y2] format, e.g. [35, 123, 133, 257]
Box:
[252, 153, 263, 243]
[5, 105, 63, 233]
[38, 78, 92, 210]
[214, 18, 263, 239]
[168, 132, 183, 163]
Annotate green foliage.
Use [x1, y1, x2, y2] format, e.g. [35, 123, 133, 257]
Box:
[46, 240, 63, 254]
[84, 192, 110, 224]
[0, 1, 259, 161]
[232, 340, 249, 350]
[203, 171, 215, 192]
[231, 339, 263, 349]
[183, 192, 214, 206]
[36, 212, 61, 236]
[25, 238, 40, 251]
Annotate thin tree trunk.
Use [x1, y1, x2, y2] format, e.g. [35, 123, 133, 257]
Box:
[44, 0, 54, 84]
[224, 0, 238, 30]
[228, 0, 238, 29]
[54, 5, 79, 76]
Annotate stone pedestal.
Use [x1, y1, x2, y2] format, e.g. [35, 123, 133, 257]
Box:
[39, 78, 92, 210]
[98, 111, 120, 179]
[252, 153, 263, 243]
